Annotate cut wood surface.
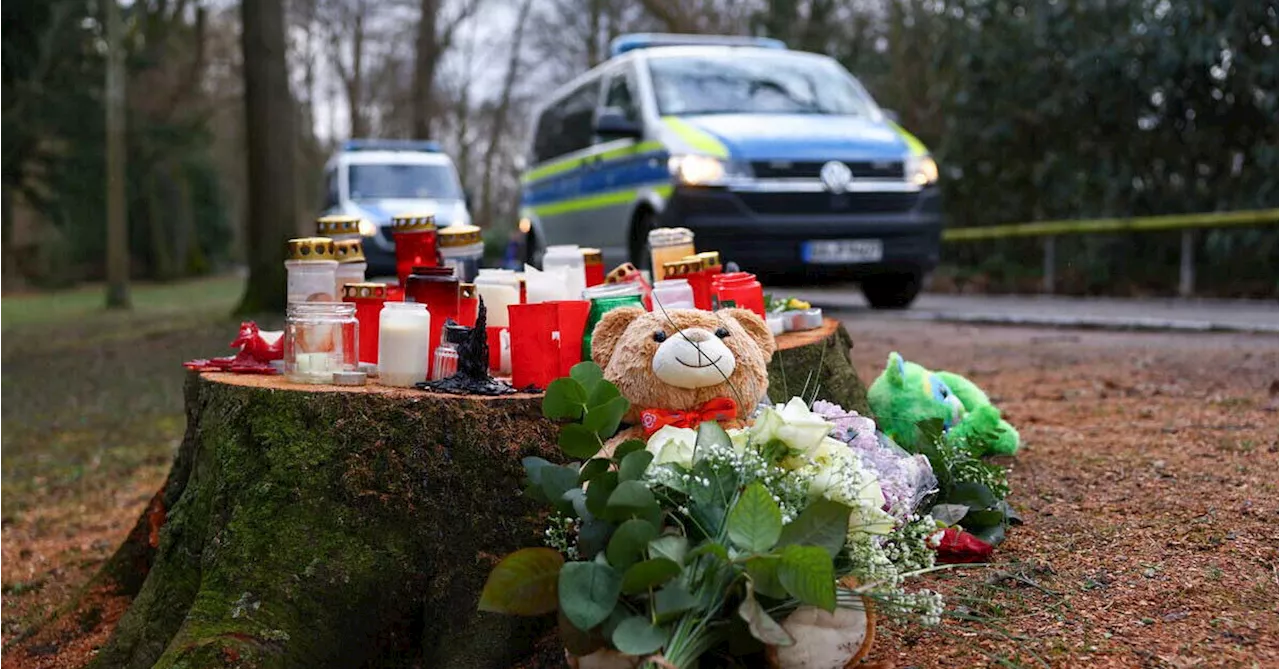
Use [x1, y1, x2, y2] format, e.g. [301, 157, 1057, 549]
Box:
[768, 318, 872, 416]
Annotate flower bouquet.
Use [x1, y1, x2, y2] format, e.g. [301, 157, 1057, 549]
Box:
[479, 363, 948, 668]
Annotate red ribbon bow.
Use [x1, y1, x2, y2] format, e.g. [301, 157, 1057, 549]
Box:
[641, 398, 739, 436]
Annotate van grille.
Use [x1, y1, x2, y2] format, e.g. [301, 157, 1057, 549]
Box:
[750, 160, 905, 180]
[735, 191, 919, 216]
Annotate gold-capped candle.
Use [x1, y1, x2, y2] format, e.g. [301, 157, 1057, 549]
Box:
[285, 237, 339, 303]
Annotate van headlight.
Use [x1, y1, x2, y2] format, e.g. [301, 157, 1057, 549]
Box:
[905, 155, 939, 186]
[668, 155, 752, 186]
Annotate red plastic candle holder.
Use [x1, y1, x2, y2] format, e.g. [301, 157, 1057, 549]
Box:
[508, 303, 559, 390]
[405, 266, 459, 377]
[342, 282, 398, 364]
[390, 215, 439, 286]
[547, 300, 590, 378]
[458, 283, 478, 327]
[712, 272, 765, 317]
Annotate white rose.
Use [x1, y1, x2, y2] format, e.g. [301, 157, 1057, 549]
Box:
[850, 477, 894, 536]
[726, 428, 750, 454]
[773, 397, 835, 457]
[646, 425, 698, 468]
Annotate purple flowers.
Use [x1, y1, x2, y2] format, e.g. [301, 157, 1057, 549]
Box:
[812, 400, 938, 518]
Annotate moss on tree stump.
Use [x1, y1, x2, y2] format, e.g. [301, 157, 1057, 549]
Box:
[82, 372, 560, 669]
[768, 318, 870, 415]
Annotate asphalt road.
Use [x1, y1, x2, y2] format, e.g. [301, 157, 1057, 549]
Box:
[792, 287, 1279, 333]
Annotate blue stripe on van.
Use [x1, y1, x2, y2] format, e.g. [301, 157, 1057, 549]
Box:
[523, 148, 670, 206]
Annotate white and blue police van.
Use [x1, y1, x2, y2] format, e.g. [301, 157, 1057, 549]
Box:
[519, 34, 941, 308]
[320, 140, 471, 278]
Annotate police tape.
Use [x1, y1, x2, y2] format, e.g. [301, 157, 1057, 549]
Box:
[943, 208, 1278, 242]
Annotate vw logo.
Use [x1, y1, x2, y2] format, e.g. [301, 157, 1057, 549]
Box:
[819, 161, 853, 193]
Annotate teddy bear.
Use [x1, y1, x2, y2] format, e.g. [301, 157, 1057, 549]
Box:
[589, 307, 776, 448]
[867, 352, 1019, 457]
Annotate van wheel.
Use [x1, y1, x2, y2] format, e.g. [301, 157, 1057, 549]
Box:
[861, 272, 922, 309]
[629, 208, 656, 272]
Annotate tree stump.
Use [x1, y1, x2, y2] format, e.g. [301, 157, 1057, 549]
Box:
[768, 318, 871, 416]
[81, 372, 561, 669]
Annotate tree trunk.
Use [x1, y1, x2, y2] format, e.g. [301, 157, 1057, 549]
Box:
[412, 0, 442, 140]
[105, 0, 131, 308]
[76, 372, 560, 668]
[237, 0, 296, 315]
[768, 318, 871, 416]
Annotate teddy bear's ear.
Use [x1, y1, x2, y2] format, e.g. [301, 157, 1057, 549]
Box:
[590, 306, 646, 370]
[721, 308, 775, 359]
[884, 352, 906, 387]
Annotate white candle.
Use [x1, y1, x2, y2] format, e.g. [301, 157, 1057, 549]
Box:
[378, 303, 432, 387]
[474, 269, 520, 327]
[524, 264, 571, 303]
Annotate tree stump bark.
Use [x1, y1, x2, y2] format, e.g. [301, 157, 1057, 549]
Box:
[768, 318, 871, 416]
[82, 372, 561, 669]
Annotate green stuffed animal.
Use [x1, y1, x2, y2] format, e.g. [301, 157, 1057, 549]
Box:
[867, 352, 1019, 457]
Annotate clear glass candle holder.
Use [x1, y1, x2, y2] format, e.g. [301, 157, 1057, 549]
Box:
[284, 302, 358, 384]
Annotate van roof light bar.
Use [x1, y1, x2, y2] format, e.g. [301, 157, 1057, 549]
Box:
[609, 33, 787, 57]
[342, 139, 441, 153]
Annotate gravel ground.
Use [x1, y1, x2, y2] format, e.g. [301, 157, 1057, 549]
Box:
[2, 301, 1276, 667]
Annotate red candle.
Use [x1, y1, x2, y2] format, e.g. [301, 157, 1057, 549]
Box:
[508, 303, 559, 389]
[405, 266, 459, 377]
[458, 283, 478, 327]
[682, 251, 722, 311]
[342, 282, 396, 364]
[582, 248, 606, 287]
[548, 300, 591, 378]
[390, 214, 438, 286]
[712, 272, 766, 317]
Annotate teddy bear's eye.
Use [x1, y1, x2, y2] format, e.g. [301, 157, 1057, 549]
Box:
[652, 330, 667, 343]
[714, 327, 731, 339]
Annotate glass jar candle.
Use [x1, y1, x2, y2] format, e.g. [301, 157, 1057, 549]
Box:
[285, 237, 339, 303]
[334, 239, 368, 297]
[430, 322, 468, 381]
[683, 251, 722, 310]
[284, 302, 358, 384]
[342, 282, 395, 365]
[542, 244, 587, 299]
[473, 269, 520, 328]
[316, 214, 364, 240]
[712, 271, 766, 317]
[582, 247, 605, 287]
[651, 278, 696, 311]
[391, 214, 438, 286]
[582, 283, 644, 360]
[458, 283, 478, 327]
[404, 266, 459, 378]
[377, 302, 432, 387]
[648, 227, 695, 273]
[438, 225, 484, 282]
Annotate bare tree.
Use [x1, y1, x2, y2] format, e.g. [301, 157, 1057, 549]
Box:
[238, 0, 298, 313]
[105, 0, 130, 308]
[476, 0, 534, 229]
[410, 0, 482, 139]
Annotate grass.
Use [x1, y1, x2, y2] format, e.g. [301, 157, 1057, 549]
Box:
[1, 275, 251, 515]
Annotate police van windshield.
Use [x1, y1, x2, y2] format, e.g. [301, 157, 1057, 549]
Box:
[348, 164, 461, 200]
[648, 53, 876, 117]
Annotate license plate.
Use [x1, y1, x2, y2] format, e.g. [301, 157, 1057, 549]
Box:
[802, 239, 883, 264]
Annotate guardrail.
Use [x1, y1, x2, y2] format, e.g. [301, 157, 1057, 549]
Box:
[941, 209, 1279, 296]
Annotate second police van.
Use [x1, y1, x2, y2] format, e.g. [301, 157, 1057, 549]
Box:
[520, 34, 942, 309]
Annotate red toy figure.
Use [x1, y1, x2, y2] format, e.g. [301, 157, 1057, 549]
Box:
[184, 321, 283, 374]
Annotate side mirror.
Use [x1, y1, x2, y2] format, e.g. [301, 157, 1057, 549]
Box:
[881, 108, 901, 124]
[594, 107, 642, 139]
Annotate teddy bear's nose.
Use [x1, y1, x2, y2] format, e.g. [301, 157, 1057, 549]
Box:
[678, 328, 714, 343]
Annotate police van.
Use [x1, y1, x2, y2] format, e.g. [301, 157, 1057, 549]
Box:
[320, 140, 471, 277]
[519, 34, 941, 308]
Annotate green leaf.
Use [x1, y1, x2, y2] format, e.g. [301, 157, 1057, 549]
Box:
[929, 503, 970, 527]
[585, 471, 618, 519]
[562, 488, 590, 519]
[998, 500, 1023, 525]
[727, 482, 783, 553]
[648, 535, 688, 564]
[586, 380, 621, 409]
[570, 362, 604, 395]
[577, 518, 613, 559]
[744, 557, 788, 599]
[584, 396, 630, 439]
[695, 421, 733, 451]
[970, 523, 1007, 547]
[578, 458, 612, 485]
[607, 480, 656, 516]
[606, 519, 658, 570]
[688, 459, 739, 537]
[543, 378, 587, 420]
[611, 616, 670, 655]
[777, 545, 836, 612]
[961, 508, 1005, 529]
[653, 583, 697, 622]
[949, 481, 998, 510]
[558, 561, 621, 631]
[523, 456, 555, 486]
[778, 499, 851, 558]
[559, 423, 604, 459]
[686, 541, 730, 564]
[558, 610, 605, 657]
[610, 439, 647, 463]
[478, 548, 564, 615]
[540, 465, 580, 508]
[737, 586, 793, 646]
[620, 558, 681, 594]
[618, 449, 654, 482]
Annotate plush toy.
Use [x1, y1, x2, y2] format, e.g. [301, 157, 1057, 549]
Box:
[589, 307, 776, 448]
[867, 352, 1019, 457]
